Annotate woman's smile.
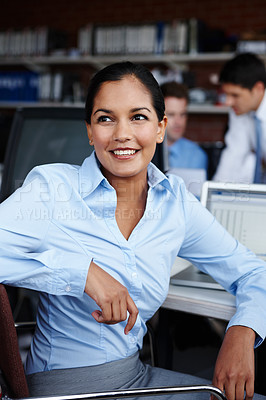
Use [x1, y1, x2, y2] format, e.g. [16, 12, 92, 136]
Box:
[111, 147, 140, 159]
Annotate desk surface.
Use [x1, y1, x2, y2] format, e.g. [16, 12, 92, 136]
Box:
[163, 284, 236, 321]
[163, 258, 236, 321]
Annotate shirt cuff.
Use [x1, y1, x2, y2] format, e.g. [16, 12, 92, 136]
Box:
[52, 252, 92, 297]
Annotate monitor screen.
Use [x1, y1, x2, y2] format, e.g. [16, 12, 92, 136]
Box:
[206, 187, 266, 259]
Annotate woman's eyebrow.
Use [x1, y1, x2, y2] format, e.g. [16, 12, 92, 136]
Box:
[93, 107, 152, 116]
[131, 107, 151, 113]
[93, 108, 111, 116]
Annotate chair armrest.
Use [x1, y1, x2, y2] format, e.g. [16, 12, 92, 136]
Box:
[5, 384, 227, 400]
[14, 322, 36, 330]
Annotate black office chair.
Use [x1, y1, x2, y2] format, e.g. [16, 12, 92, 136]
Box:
[0, 107, 92, 202]
[199, 141, 225, 180]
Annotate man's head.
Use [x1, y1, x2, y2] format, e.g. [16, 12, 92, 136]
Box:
[220, 53, 266, 115]
[160, 82, 189, 146]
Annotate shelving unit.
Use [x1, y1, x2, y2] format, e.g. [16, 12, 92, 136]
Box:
[0, 101, 229, 115]
[1, 51, 265, 71]
[0, 52, 235, 69]
[0, 52, 235, 113]
[0, 101, 84, 109]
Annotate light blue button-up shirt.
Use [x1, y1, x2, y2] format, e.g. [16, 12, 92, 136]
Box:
[1, 152, 266, 375]
[168, 137, 208, 172]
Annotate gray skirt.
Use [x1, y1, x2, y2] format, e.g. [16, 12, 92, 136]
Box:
[26, 352, 265, 400]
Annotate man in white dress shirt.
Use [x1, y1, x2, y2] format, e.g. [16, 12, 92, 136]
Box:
[213, 53, 266, 183]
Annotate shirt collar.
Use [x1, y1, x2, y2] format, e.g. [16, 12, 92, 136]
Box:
[256, 89, 266, 122]
[147, 162, 175, 194]
[79, 152, 109, 198]
[79, 151, 175, 198]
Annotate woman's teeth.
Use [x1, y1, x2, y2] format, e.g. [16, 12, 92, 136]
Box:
[113, 150, 136, 155]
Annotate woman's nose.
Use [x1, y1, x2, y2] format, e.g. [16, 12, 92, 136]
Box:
[113, 121, 133, 142]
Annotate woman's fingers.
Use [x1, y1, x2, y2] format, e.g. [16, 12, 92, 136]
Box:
[124, 295, 139, 334]
[91, 295, 138, 334]
[86, 261, 138, 332]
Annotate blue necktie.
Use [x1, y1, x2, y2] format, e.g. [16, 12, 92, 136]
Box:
[254, 115, 262, 183]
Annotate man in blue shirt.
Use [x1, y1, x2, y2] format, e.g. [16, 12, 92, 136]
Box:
[160, 81, 208, 173]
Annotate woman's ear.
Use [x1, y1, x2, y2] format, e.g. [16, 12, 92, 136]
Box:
[85, 122, 94, 146]
[156, 115, 167, 144]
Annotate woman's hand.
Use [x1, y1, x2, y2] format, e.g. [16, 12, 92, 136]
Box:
[212, 325, 256, 400]
[85, 260, 139, 334]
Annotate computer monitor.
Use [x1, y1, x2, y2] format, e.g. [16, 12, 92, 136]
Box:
[0, 106, 167, 202]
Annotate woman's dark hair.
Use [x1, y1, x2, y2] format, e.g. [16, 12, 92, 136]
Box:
[219, 53, 266, 90]
[85, 62, 165, 124]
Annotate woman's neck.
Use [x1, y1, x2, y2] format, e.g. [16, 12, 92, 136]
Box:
[103, 170, 149, 240]
[102, 168, 148, 203]
[114, 177, 148, 203]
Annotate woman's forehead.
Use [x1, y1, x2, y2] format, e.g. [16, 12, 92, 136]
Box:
[93, 76, 153, 106]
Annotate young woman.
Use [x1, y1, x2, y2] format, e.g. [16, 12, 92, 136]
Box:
[1, 62, 266, 400]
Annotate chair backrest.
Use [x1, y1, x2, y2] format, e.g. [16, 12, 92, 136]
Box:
[0, 107, 92, 202]
[0, 284, 29, 398]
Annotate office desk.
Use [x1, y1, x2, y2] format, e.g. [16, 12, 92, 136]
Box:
[163, 257, 236, 321]
[163, 285, 236, 321]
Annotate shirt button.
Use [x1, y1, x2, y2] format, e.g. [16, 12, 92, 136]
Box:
[65, 285, 71, 292]
[132, 272, 137, 278]
[130, 337, 136, 343]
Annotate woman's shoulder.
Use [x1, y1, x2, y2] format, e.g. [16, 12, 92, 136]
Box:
[20, 162, 83, 203]
[36, 162, 80, 175]
[23, 162, 81, 190]
[164, 171, 188, 197]
[165, 171, 201, 205]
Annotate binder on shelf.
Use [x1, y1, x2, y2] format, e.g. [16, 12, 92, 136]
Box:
[24, 29, 35, 56]
[111, 26, 125, 54]
[125, 25, 139, 54]
[139, 24, 157, 54]
[176, 20, 188, 53]
[0, 71, 39, 102]
[94, 23, 157, 55]
[155, 22, 165, 54]
[188, 18, 198, 54]
[162, 23, 172, 54]
[78, 24, 93, 55]
[0, 27, 67, 57]
[237, 40, 266, 54]
[39, 73, 52, 101]
[158, 20, 189, 55]
[51, 73, 63, 102]
[38, 71, 82, 103]
[94, 26, 106, 55]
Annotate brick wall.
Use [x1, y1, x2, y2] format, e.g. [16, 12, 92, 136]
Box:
[1, 0, 266, 47]
[186, 113, 228, 143]
[1, 0, 266, 143]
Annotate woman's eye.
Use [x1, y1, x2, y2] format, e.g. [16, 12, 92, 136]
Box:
[133, 114, 148, 121]
[98, 115, 112, 122]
